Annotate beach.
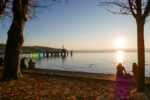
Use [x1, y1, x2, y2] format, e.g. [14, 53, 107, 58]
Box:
[1, 66, 150, 100]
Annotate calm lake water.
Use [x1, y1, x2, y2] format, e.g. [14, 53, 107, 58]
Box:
[22, 51, 150, 77]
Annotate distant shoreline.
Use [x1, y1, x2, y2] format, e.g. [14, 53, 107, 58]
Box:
[73, 50, 150, 53]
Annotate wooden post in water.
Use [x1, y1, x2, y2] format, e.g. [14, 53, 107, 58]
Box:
[61, 52, 63, 56]
[46, 50, 49, 58]
[52, 52, 53, 56]
[70, 50, 73, 57]
[43, 52, 45, 58]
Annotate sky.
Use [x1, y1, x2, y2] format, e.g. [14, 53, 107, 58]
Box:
[0, 0, 150, 50]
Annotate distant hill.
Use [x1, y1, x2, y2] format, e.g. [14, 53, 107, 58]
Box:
[0, 44, 60, 52]
[23, 46, 60, 52]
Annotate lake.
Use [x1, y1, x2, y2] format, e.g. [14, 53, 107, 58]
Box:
[23, 50, 150, 76]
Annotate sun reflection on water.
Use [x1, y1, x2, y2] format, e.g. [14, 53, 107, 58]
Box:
[116, 50, 124, 63]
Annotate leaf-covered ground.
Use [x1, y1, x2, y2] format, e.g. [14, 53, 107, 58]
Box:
[0, 69, 138, 100]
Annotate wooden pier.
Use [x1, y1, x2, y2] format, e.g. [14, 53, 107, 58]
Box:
[22, 48, 72, 58]
[0, 48, 73, 58]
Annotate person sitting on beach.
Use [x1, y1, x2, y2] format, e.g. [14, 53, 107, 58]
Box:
[0, 56, 4, 66]
[132, 63, 138, 81]
[28, 59, 36, 69]
[20, 57, 28, 70]
[116, 63, 126, 77]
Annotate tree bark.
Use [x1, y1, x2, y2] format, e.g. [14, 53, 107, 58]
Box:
[136, 18, 145, 92]
[2, 0, 28, 80]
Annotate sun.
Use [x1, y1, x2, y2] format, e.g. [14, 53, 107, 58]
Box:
[114, 38, 127, 49]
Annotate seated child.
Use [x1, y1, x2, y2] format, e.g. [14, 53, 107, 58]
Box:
[28, 59, 36, 69]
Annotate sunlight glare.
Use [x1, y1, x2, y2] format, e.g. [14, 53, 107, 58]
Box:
[116, 50, 124, 63]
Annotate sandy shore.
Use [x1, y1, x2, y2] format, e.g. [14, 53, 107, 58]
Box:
[1, 66, 150, 84]
[23, 68, 150, 84]
[24, 68, 117, 81]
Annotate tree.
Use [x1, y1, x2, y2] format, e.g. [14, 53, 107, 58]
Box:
[2, 0, 29, 80]
[0, 0, 59, 80]
[0, 0, 9, 17]
[101, 0, 150, 92]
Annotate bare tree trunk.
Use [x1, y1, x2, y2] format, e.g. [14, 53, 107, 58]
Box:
[2, 0, 28, 80]
[136, 18, 145, 92]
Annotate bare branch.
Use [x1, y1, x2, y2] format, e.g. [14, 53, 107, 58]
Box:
[27, 0, 57, 20]
[0, 0, 10, 17]
[101, 1, 129, 9]
[100, 0, 150, 23]
[100, 0, 133, 15]
[128, 0, 137, 18]
[106, 8, 131, 15]
[143, 0, 150, 19]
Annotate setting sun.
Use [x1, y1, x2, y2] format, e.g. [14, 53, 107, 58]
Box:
[114, 38, 127, 49]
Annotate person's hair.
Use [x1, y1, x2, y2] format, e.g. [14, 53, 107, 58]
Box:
[132, 62, 137, 67]
[118, 62, 122, 66]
